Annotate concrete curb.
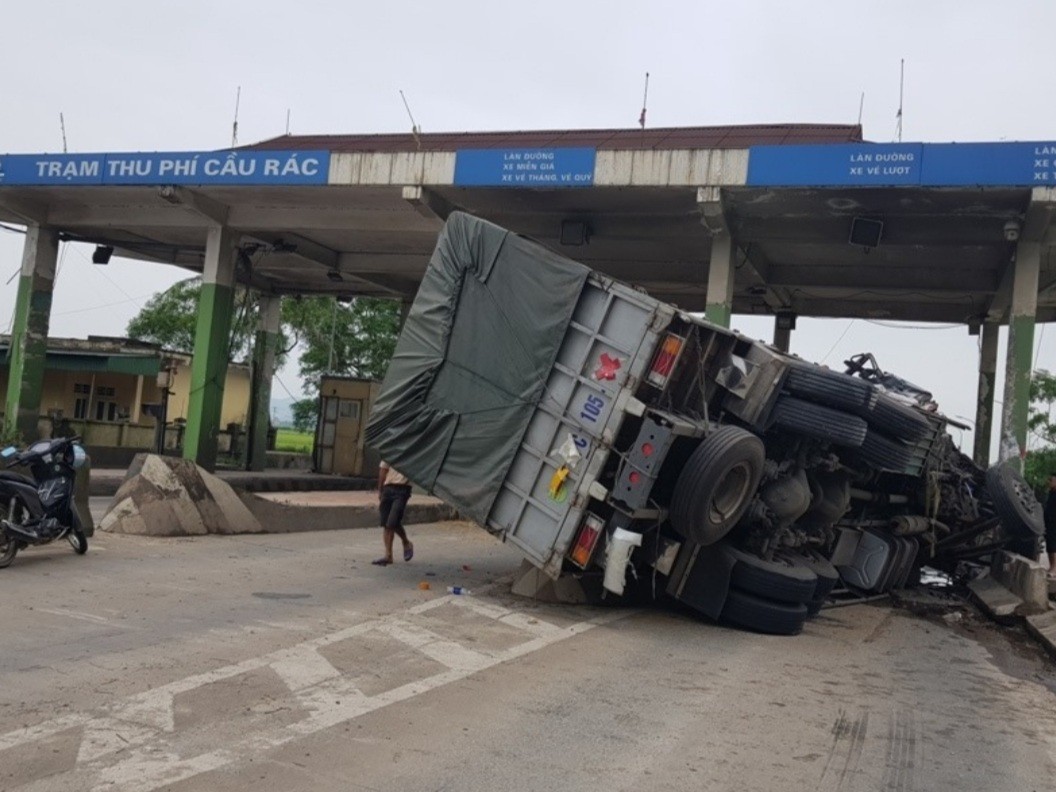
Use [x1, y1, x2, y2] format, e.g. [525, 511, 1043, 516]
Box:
[968, 567, 1056, 659]
[968, 576, 1022, 620]
[1025, 611, 1056, 661]
[239, 493, 459, 533]
[90, 469, 373, 497]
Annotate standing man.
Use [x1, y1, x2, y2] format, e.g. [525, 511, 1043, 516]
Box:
[373, 460, 414, 566]
[1046, 473, 1056, 580]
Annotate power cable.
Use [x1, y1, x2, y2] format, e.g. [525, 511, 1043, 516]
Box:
[820, 320, 856, 364]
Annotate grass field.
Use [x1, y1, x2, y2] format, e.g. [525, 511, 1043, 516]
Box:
[275, 428, 314, 454]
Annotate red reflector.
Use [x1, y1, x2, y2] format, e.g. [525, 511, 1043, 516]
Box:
[647, 334, 685, 387]
[629, 471, 641, 485]
[570, 514, 604, 568]
[641, 442, 654, 457]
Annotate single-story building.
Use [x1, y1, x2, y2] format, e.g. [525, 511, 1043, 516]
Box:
[0, 335, 251, 465]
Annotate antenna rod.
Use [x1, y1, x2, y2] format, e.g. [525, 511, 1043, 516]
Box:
[639, 72, 650, 129]
[285, 108, 291, 135]
[857, 92, 865, 126]
[59, 112, 68, 154]
[896, 59, 904, 142]
[400, 90, 421, 148]
[231, 86, 241, 148]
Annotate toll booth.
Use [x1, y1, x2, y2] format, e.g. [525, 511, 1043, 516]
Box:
[314, 377, 380, 477]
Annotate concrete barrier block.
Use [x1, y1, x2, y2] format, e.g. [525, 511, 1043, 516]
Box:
[967, 575, 1022, 619]
[1025, 611, 1056, 661]
[991, 551, 1050, 615]
[510, 560, 603, 604]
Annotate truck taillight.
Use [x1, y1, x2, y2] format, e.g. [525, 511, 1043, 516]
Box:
[569, 513, 604, 568]
[647, 333, 685, 388]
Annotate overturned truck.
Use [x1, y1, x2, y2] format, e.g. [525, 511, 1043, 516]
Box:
[366, 213, 1044, 634]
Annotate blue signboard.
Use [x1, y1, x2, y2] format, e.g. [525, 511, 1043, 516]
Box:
[0, 150, 331, 186]
[454, 147, 596, 187]
[747, 144, 923, 187]
[920, 142, 1056, 186]
[747, 141, 1056, 188]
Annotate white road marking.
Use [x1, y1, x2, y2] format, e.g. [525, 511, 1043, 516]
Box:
[0, 593, 633, 792]
[269, 645, 343, 691]
[38, 608, 112, 625]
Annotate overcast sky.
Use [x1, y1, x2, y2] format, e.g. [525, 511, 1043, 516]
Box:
[2, 0, 1054, 452]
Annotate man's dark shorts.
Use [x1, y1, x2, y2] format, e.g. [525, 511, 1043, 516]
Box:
[1047, 521, 1056, 552]
[379, 484, 412, 530]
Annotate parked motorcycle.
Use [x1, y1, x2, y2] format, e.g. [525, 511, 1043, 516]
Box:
[0, 436, 90, 568]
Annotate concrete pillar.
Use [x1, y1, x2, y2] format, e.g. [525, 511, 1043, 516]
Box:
[247, 294, 282, 472]
[131, 374, 145, 426]
[705, 233, 735, 328]
[998, 242, 1040, 466]
[772, 318, 792, 353]
[973, 321, 999, 467]
[183, 226, 238, 471]
[3, 225, 58, 441]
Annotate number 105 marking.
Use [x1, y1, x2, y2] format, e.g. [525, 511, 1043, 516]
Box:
[579, 393, 605, 424]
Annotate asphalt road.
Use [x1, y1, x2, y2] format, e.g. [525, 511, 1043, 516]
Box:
[2, 516, 1055, 791]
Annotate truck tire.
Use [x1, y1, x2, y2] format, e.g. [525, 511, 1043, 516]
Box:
[771, 396, 868, 447]
[787, 551, 840, 616]
[723, 544, 818, 604]
[866, 393, 932, 442]
[720, 588, 809, 635]
[986, 463, 1044, 537]
[785, 363, 876, 412]
[856, 430, 916, 472]
[669, 426, 765, 546]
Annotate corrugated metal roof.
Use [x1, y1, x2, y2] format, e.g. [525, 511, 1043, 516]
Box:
[242, 124, 863, 154]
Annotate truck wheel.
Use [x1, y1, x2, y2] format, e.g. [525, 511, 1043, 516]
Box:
[669, 426, 765, 546]
[771, 396, 868, 447]
[720, 588, 808, 635]
[788, 551, 840, 616]
[785, 363, 876, 412]
[986, 463, 1044, 537]
[866, 393, 932, 442]
[723, 545, 818, 604]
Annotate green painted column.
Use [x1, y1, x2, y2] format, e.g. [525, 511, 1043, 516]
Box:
[183, 226, 237, 471]
[3, 225, 58, 442]
[246, 294, 282, 472]
[973, 321, 999, 467]
[704, 233, 735, 328]
[998, 242, 1040, 468]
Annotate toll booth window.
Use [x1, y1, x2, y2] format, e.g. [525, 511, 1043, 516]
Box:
[339, 400, 360, 419]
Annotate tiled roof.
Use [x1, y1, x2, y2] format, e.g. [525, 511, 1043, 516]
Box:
[243, 124, 863, 153]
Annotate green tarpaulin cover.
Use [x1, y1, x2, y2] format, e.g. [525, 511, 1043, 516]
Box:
[365, 212, 589, 524]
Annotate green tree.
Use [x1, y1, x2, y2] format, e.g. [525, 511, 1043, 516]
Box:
[282, 297, 400, 384]
[126, 277, 260, 360]
[291, 398, 318, 433]
[127, 284, 401, 393]
[1025, 369, 1056, 494]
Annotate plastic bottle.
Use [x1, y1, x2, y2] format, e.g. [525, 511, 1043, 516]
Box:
[447, 586, 471, 595]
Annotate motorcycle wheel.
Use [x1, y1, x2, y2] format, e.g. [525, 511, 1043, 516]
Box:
[67, 528, 88, 555]
[0, 494, 27, 569]
[0, 531, 17, 568]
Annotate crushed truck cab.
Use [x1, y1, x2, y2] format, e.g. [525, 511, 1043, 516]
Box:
[366, 213, 1044, 635]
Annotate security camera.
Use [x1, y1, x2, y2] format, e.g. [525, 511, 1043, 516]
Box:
[1003, 220, 1021, 242]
